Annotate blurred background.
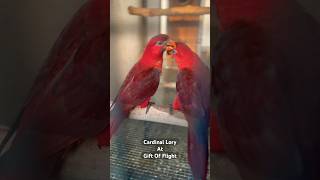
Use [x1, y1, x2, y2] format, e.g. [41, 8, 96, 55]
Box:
[0, 0, 87, 127]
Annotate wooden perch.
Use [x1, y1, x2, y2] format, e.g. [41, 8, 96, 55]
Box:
[128, 5, 210, 17]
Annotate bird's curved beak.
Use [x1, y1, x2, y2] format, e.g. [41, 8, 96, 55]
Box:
[165, 40, 176, 55]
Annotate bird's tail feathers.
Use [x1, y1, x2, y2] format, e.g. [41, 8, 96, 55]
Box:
[188, 118, 209, 179]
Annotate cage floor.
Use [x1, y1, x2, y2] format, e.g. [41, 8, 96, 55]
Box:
[110, 119, 205, 180]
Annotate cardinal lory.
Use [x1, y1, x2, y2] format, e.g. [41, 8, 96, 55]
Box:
[0, 0, 107, 179]
[109, 34, 169, 139]
[168, 42, 210, 179]
[214, 0, 320, 179]
[169, 49, 224, 154]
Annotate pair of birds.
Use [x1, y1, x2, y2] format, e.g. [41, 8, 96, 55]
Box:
[108, 34, 210, 180]
[110, 0, 320, 179]
[3, 0, 320, 179]
[0, 0, 211, 179]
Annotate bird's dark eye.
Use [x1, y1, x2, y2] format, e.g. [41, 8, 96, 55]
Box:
[171, 49, 177, 54]
[156, 41, 164, 46]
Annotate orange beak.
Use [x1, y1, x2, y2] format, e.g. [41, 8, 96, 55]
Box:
[165, 40, 176, 55]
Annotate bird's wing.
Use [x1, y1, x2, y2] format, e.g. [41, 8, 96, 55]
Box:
[177, 68, 209, 179]
[110, 62, 140, 109]
[110, 66, 161, 135]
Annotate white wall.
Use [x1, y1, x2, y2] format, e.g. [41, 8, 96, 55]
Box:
[110, 0, 144, 99]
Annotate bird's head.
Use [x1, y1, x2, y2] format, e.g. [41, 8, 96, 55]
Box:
[144, 34, 170, 57]
[166, 41, 196, 69]
[140, 34, 170, 68]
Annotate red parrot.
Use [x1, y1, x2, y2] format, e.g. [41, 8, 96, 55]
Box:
[214, 0, 320, 179]
[110, 34, 169, 139]
[0, 0, 107, 179]
[171, 62, 224, 154]
[168, 42, 210, 179]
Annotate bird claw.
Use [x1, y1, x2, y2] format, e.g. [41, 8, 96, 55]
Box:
[146, 101, 155, 114]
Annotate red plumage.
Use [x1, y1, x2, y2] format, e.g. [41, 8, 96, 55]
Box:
[109, 34, 169, 140]
[171, 42, 210, 179]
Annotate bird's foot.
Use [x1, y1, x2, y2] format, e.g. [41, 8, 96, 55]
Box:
[146, 101, 155, 114]
[139, 97, 151, 108]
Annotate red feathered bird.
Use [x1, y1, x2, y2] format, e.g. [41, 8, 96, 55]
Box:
[168, 42, 210, 179]
[110, 34, 169, 139]
[214, 0, 320, 179]
[0, 0, 107, 179]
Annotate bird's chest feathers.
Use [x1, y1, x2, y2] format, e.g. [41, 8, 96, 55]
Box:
[140, 59, 163, 71]
[153, 59, 163, 70]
